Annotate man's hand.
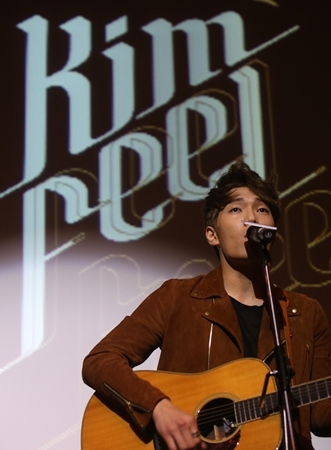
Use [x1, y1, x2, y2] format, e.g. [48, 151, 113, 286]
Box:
[152, 398, 207, 450]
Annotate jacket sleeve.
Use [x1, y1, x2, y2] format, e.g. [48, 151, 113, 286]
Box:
[309, 300, 331, 436]
[82, 280, 176, 429]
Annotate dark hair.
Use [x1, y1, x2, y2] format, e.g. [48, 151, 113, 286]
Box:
[204, 161, 280, 228]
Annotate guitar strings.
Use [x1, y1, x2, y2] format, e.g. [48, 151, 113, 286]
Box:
[197, 394, 279, 430]
[196, 377, 331, 433]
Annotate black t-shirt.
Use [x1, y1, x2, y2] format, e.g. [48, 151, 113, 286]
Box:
[230, 297, 263, 357]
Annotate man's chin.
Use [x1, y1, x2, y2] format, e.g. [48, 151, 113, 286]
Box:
[244, 240, 270, 254]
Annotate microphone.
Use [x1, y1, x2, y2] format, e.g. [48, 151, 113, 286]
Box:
[247, 225, 276, 244]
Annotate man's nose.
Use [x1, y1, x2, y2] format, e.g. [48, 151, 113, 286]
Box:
[245, 210, 258, 224]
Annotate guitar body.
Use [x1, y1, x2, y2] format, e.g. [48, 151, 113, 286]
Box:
[81, 358, 282, 450]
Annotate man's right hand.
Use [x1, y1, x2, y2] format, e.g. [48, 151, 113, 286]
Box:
[152, 398, 207, 450]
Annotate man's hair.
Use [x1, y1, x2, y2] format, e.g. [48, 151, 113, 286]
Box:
[204, 161, 280, 229]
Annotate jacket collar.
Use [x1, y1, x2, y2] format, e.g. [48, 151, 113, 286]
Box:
[190, 265, 226, 300]
[190, 264, 288, 305]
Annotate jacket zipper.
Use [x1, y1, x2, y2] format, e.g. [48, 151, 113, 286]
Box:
[207, 298, 216, 370]
[103, 381, 151, 414]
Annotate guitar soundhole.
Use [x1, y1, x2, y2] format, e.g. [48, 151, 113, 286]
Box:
[197, 396, 240, 447]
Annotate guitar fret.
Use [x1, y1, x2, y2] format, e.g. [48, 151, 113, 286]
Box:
[234, 401, 243, 423]
[223, 372, 331, 430]
[245, 399, 252, 421]
[265, 394, 272, 415]
[293, 377, 331, 406]
[251, 398, 259, 420]
[316, 379, 329, 400]
[236, 399, 249, 423]
[262, 392, 279, 416]
[252, 397, 259, 419]
[240, 401, 247, 422]
[327, 379, 331, 397]
[260, 397, 268, 417]
[248, 400, 253, 420]
[248, 398, 255, 420]
[305, 386, 311, 403]
[309, 384, 319, 402]
[236, 392, 280, 425]
[235, 376, 331, 427]
[264, 393, 271, 415]
[326, 378, 331, 396]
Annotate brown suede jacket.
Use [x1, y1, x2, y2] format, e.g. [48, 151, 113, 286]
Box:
[82, 265, 331, 445]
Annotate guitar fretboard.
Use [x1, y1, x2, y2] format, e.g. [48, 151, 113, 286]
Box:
[235, 376, 331, 425]
[292, 377, 331, 406]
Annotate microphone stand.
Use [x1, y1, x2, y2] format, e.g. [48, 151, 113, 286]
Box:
[260, 244, 297, 450]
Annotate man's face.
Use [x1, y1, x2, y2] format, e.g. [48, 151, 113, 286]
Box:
[205, 187, 276, 264]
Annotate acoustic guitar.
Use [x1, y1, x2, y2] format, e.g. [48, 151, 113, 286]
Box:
[81, 358, 331, 450]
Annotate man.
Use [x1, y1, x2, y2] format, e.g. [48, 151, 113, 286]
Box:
[82, 161, 331, 449]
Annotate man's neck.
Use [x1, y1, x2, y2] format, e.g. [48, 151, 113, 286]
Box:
[220, 258, 266, 306]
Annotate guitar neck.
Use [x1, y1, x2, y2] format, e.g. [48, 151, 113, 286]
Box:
[235, 376, 331, 425]
[292, 376, 331, 407]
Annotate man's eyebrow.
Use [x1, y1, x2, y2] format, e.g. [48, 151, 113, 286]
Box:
[228, 196, 265, 203]
[228, 196, 244, 203]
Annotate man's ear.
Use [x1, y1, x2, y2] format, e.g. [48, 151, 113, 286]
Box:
[205, 226, 219, 246]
